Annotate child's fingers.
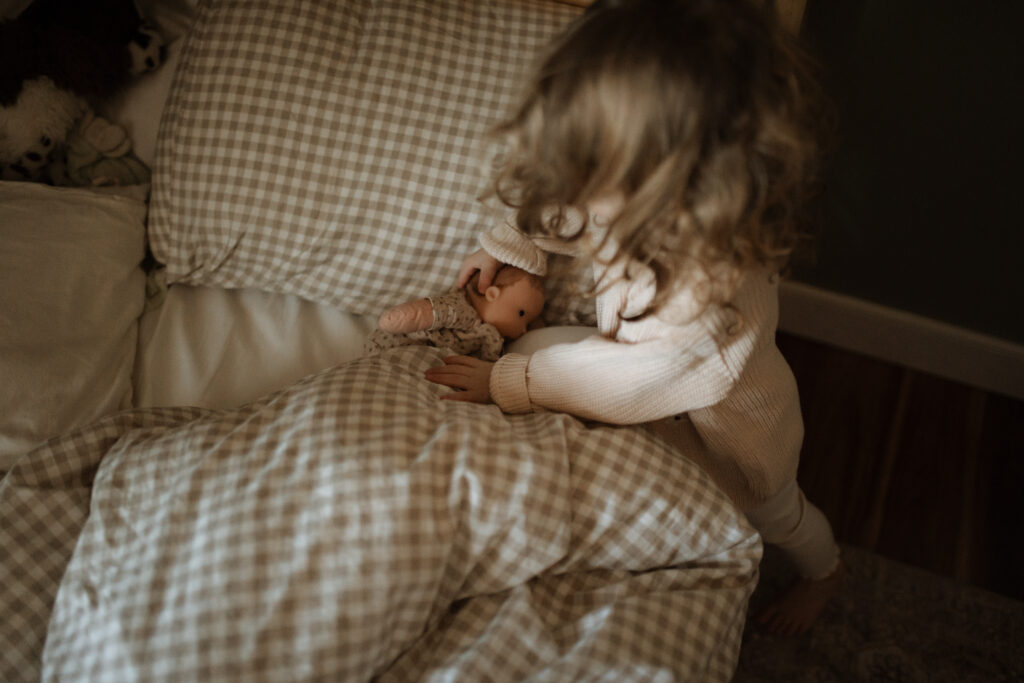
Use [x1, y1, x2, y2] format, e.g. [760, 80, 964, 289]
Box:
[456, 249, 501, 292]
[424, 355, 473, 374]
[424, 360, 475, 386]
[440, 355, 483, 368]
[424, 369, 466, 387]
[456, 250, 487, 288]
[425, 356, 492, 405]
[424, 367, 484, 400]
[475, 263, 498, 292]
[456, 264, 478, 289]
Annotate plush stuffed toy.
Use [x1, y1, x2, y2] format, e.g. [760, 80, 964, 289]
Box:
[0, 0, 165, 183]
[365, 267, 547, 361]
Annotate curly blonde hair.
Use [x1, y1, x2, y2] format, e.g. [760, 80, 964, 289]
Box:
[488, 0, 827, 318]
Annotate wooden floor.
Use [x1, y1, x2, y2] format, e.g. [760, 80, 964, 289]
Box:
[777, 331, 1024, 601]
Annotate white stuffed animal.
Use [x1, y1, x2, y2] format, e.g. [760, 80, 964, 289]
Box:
[0, 0, 165, 182]
[0, 77, 86, 181]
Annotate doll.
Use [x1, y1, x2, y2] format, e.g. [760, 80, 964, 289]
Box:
[365, 266, 545, 361]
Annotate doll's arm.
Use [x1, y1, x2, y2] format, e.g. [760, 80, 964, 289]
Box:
[378, 298, 434, 333]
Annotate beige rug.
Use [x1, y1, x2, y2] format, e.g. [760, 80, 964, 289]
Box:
[735, 544, 1024, 682]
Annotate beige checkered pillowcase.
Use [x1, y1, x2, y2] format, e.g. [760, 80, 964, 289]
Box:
[149, 0, 581, 315]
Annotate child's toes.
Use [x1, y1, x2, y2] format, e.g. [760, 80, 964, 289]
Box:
[756, 561, 845, 635]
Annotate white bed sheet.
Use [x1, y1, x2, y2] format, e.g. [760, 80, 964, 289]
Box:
[104, 37, 184, 169]
[134, 284, 602, 411]
[121, 0, 370, 411]
[134, 284, 376, 410]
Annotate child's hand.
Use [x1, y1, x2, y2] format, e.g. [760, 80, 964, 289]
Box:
[424, 356, 494, 403]
[457, 249, 502, 293]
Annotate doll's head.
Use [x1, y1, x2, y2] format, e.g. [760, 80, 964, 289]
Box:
[465, 266, 545, 340]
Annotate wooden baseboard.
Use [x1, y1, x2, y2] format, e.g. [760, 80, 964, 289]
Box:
[778, 281, 1024, 401]
[551, 0, 807, 33]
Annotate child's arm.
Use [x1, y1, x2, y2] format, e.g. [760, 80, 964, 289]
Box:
[460, 212, 584, 292]
[426, 332, 736, 419]
[490, 324, 743, 423]
[478, 219, 550, 278]
[427, 316, 746, 420]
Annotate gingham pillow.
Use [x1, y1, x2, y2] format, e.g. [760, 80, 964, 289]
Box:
[149, 0, 581, 315]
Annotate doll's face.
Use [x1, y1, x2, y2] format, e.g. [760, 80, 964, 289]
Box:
[477, 277, 545, 340]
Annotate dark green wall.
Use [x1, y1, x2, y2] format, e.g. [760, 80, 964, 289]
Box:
[795, 1, 1024, 344]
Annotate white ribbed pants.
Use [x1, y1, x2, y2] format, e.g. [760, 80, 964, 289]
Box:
[744, 479, 841, 580]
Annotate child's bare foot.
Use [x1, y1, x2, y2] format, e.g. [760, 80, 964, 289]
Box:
[758, 560, 845, 635]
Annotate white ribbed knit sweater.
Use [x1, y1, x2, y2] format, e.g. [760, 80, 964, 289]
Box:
[481, 218, 804, 509]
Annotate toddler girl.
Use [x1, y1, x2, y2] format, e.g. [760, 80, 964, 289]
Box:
[424, 0, 842, 634]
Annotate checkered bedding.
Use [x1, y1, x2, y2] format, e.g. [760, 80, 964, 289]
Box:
[1, 346, 759, 681]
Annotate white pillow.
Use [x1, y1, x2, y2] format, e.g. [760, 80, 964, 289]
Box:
[0, 182, 147, 472]
[135, 0, 202, 42]
[134, 284, 376, 410]
[104, 37, 185, 169]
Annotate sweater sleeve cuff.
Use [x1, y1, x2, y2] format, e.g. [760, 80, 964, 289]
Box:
[489, 353, 533, 414]
[479, 219, 547, 276]
[426, 290, 460, 329]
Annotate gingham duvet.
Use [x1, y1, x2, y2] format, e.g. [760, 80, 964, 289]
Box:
[1, 346, 759, 681]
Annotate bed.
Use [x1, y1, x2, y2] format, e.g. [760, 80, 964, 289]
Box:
[0, 1, 762, 680]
